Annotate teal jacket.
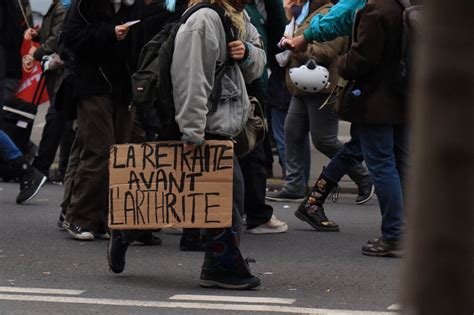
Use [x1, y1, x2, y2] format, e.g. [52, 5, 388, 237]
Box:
[303, 0, 366, 43]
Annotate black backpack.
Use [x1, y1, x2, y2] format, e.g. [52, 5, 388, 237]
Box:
[394, 0, 423, 97]
[132, 3, 235, 140]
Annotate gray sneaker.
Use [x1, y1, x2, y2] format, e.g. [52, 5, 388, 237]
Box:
[265, 190, 305, 203]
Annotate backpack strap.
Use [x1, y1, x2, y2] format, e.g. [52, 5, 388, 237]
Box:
[397, 0, 412, 9]
[180, 3, 236, 43]
[180, 3, 237, 113]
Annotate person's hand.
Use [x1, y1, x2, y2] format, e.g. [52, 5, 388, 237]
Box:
[115, 24, 130, 41]
[24, 28, 38, 40]
[287, 35, 308, 52]
[229, 40, 246, 61]
[183, 141, 204, 154]
[278, 37, 293, 50]
[283, 0, 297, 20]
[28, 46, 37, 56]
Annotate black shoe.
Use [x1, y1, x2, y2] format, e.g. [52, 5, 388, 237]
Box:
[135, 231, 162, 246]
[199, 266, 261, 290]
[94, 224, 110, 240]
[180, 235, 204, 252]
[48, 169, 64, 185]
[294, 202, 339, 232]
[63, 221, 94, 241]
[355, 183, 375, 204]
[108, 230, 130, 274]
[265, 190, 305, 202]
[362, 237, 402, 258]
[16, 167, 47, 204]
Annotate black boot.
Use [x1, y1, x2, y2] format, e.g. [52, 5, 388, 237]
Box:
[199, 229, 260, 290]
[355, 182, 375, 204]
[134, 230, 162, 246]
[180, 228, 204, 251]
[294, 173, 339, 232]
[9, 157, 47, 204]
[107, 230, 130, 274]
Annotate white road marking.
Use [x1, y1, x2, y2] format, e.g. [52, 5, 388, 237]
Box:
[169, 294, 295, 304]
[388, 304, 401, 310]
[0, 287, 84, 296]
[0, 294, 396, 314]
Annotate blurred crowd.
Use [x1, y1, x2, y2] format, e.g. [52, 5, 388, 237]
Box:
[0, 0, 413, 289]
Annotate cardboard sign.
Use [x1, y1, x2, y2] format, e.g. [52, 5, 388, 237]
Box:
[109, 141, 234, 230]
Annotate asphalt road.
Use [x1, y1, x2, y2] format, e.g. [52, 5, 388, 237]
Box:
[0, 182, 401, 314]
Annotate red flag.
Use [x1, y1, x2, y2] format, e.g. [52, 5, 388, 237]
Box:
[15, 39, 49, 106]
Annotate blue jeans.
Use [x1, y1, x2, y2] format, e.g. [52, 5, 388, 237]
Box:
[271, 108, 287, 170]
[0, 45, 22, 162]
[323, 124, 408, 240]
[0, 130, 22, 161]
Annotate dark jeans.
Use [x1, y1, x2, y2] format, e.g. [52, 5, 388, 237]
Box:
[323, 123, 409, 240]
[239, 142, 273, 229]
[283, 95, 370, 195]
[65, 95, 134, 233]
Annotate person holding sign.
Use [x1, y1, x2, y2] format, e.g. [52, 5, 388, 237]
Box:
[60, 0, 146, 240]
[108, 0, 266, 290]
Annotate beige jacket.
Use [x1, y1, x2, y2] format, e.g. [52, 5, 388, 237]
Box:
[285, 0, 347, 96]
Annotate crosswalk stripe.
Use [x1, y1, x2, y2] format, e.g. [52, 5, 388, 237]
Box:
[0, 287, 84, 296]
[169, 294, 295, 304]
[0, 294, 396, 314]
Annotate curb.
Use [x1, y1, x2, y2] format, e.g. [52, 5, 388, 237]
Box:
[266, 178, 359, 195]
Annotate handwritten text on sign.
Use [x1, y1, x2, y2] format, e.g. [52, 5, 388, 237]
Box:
[108, 141, 234, 229]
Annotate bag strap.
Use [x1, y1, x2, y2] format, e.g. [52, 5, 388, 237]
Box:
[181, 3, 236, 43]
[180, 3, 237, 114]
[397, 0, 412, 9]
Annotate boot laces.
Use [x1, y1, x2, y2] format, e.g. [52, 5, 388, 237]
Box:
[329, 185, 340, 203]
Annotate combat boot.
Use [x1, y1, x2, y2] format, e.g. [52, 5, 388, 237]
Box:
[294, 173, 339, 232]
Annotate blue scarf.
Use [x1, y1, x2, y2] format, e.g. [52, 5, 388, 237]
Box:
[295, 1, 310, 25]
[165, 0, 176, 12]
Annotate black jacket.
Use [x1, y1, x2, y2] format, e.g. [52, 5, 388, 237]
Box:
[336, 0, 405, 124]
[0, 0, 28, 79]
[62, 0, 141, 100]
[62, 0, 188, 101]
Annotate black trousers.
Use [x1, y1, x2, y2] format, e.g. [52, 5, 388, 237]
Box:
[239, 141, 273, 229]
[32, 100, 75, 176]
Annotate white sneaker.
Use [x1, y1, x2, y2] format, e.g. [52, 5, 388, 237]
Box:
[246, 215, 288, 234]
[63, 221, 94, 241]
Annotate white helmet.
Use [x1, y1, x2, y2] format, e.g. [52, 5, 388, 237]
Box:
[289, 60, 330, 93]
